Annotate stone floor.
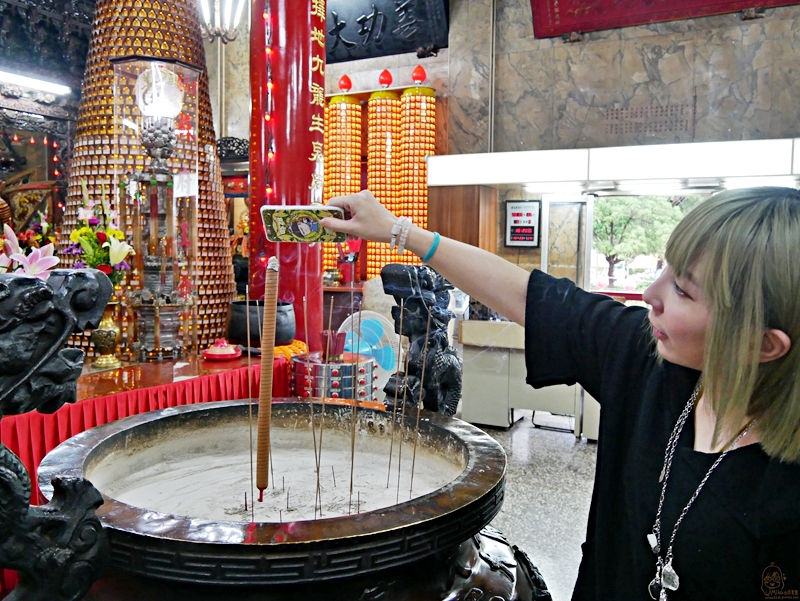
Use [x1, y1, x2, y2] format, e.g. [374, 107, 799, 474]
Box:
[479, 411, 598, 601]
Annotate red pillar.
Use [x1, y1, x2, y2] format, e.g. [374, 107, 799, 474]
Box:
[250, 0, 324, 351]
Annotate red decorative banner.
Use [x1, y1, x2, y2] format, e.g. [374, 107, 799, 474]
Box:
[531, 0, 798, 38]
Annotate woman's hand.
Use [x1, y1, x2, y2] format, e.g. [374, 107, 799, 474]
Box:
[321, 191, 397, 243]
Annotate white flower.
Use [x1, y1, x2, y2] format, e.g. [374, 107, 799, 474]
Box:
[102, 236, 135, 265]
[77, 206, 95, 222]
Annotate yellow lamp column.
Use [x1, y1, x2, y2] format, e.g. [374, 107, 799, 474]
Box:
[366, 89, 400, 279]
[323, 93, 361, 273]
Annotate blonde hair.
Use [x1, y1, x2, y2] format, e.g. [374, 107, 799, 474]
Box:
[665, 187, 800, 463]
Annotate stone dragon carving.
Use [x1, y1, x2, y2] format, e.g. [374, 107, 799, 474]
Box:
[381, 264, 462, 416]
[0, 269, 111, 601]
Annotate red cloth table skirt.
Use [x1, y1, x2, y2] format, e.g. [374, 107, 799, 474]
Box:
[0, 358, 289, 596]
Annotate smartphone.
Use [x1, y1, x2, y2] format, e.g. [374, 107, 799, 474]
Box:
[260, 205, 347, 243]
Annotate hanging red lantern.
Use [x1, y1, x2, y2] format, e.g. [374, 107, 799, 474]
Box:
[378, 69, 393, 88]
[338, 74, 352, 92]
[411, 65, 427, 84]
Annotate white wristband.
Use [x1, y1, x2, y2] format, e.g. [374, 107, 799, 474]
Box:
[389, 216, 404, 251]
[397, 217, 412, 255]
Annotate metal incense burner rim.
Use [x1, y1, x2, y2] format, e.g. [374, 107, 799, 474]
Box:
[38, 399, 507, 586]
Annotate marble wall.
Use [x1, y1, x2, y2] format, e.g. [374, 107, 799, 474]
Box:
[492, 2, 800, 152]
[204, 14, 251, 141]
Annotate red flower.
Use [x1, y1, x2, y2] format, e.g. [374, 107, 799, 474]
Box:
[97, 264, 112, 275]
[96, 232, 108, 244]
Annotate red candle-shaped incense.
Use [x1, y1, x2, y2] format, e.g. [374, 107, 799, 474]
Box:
[257, 257, 279, 498]
[148, 180, 159, 255]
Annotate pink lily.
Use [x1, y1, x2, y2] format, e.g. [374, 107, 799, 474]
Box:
[107, 209, 119, 229]
[0, 252, 12, 272]
[3, 224, 19, 256]
[9, 246, 60, 280]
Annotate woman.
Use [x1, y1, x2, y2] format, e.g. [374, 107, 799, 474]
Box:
[322, 188, 800, 600]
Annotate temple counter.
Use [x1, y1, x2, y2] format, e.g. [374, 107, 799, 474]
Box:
[458, 320, 600, 440]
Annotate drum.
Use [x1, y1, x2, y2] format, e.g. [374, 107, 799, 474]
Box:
[292, 352, 379, 402]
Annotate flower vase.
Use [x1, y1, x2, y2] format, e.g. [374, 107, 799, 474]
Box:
[91, 302, 121, 369]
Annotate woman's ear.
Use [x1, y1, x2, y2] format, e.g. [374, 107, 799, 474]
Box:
[759, 329, 792, 363]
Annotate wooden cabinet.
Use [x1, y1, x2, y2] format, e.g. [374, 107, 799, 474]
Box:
[428, 185, 497, 252]
[459, 320, 600, 439]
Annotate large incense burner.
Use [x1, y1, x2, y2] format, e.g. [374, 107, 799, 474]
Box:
[36, 399, 553, 600]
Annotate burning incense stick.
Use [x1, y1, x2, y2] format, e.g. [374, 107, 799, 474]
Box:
[314, 297, 336, 516]
[256, 299, 275, 489]
[396, 349, 412, 504]
[387, 299, 405, 488]
[409, 312, 432, 497]
[246, 285, 255, 522]
[348, 307, 362, 513]
[256, 257, 279, 500]
[302, 295, 321, 518]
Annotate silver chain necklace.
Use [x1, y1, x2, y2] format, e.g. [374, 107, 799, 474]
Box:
[647, 378, 755, 601]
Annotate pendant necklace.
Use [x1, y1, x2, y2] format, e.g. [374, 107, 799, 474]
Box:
[647, 378, 755, 601]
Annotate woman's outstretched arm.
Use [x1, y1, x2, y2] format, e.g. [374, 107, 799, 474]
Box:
[321, 190, 530, 326]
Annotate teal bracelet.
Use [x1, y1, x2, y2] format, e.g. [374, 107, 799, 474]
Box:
[421, 232, 441, 263]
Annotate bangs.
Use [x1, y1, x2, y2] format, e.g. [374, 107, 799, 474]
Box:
[664, 203, 714, 283]
[665, 187, 798, 300]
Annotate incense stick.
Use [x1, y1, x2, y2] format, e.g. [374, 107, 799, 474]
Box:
[315, 296, 335, 515]
[302, 295, 321, 518]
[409, 312, 432, 497]
[396, 348, 411, 504]
[348, 306, 361, 513]
[246, 285, 255, 522]
[387, 299, 404, 488]
[255, 298, 274, 489]
[256, 258, 279, 500]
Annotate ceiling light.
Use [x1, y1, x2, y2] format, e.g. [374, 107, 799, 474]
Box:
[0, 70, 70, 95]
[199, 0, 247, 44]
[524, 182, 586, 194]
[722, 176, 799, 189]
[614, 179, 688, 195]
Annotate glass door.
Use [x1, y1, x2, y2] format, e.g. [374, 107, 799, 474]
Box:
[540, 194, 593, 290]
